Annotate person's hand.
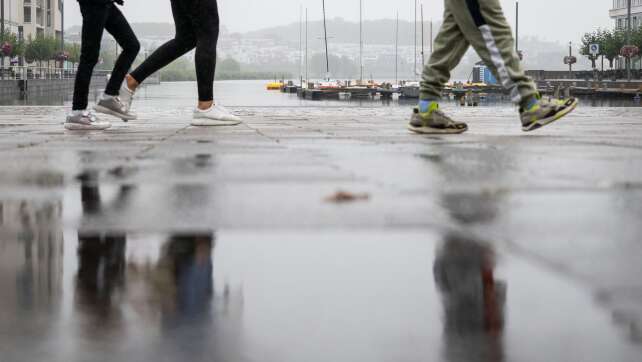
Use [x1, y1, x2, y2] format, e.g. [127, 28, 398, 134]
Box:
[114, 0, 124, 5]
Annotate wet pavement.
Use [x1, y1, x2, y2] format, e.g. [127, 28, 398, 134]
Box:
[1, 81, 642, 361]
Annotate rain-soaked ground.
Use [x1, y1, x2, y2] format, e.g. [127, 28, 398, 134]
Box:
[1, 81, 642, 361]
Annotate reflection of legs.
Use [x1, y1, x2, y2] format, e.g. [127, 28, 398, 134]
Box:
[77, 233, 127, 305]
[103, 6, 140, 96]
[164, 233, 214, 316]
[419, 9, 470, 101]
[129, 0, 196, 85]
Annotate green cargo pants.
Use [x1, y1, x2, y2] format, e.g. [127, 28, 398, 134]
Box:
[420, 0, 537, 105]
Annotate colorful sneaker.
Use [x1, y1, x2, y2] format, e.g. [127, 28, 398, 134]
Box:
[408, 103, 468, 134]
[94, 95, 137, 121]
[520, 96, 578, 132]
[191, 104, 242, 127]
[64, 110, 111, 131]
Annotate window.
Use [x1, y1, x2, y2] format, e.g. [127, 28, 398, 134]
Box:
[47, 0, 52, 27]
[24, 7, 32, 23]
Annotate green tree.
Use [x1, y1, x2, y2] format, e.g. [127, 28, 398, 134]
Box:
[0, 30, 25, 59]
[159, 57, 197, 82]
[64, 42, 80, 66]
[24, 35, 57, 67]
[632, 26, 642, 70]
[580, 30, 601, 68]
[218, 57, 241, 73]
[601, 29, 625, 69]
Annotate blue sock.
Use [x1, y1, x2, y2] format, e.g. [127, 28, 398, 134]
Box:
[419, 100, 438, 113]
[523, 96, 539, 111]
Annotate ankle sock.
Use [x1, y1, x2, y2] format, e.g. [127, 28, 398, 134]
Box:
[522, 96, 539, 111]
[419, 100, 439, 113]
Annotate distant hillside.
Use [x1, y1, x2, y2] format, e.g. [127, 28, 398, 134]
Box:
[242, 17, 440, 46]
[67, 23, 231, 38]
[67, 23, 174, 38]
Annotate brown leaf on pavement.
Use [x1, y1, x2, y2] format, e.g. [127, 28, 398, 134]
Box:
[324, 190, 370, 203]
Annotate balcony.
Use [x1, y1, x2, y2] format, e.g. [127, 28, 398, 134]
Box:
[610, 4, 642, 18]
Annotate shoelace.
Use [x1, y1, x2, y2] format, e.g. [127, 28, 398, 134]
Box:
[114, 97, 129, 112]
[82, 110, 98, 122]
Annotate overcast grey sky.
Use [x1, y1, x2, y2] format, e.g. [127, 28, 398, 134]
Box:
[65, 0, 613, 43]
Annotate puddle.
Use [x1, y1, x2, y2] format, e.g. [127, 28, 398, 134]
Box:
[1, 201, 640, 362]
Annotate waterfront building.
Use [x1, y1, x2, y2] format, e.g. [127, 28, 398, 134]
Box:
[610, 0, 642, 30]
[1, 0, 63, 42]
[609, 0, 642, 70]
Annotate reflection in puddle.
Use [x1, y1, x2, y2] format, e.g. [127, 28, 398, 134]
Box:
[435, 234, 506, 362]
[1, 170, 642, 361]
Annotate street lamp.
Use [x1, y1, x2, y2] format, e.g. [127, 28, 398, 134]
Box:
[626, 0, 632, 81]
[1, 0, 5, 76]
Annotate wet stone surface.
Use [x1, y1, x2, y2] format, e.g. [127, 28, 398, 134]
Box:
[1, 81, 642, 361]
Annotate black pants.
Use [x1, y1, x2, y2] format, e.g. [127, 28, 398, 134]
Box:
[72, 3, 140, 110]
[130, 0, 220, 102]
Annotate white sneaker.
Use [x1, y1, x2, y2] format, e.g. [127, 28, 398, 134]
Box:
[119, 82, 137, 116]
[65, 110, 111, 131]
[191, 104, 242, 126]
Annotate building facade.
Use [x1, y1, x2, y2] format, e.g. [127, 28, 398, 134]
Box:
[1, 0, 63, 42]
[610, 0, 642, 30]
[609, 0, 641, 70]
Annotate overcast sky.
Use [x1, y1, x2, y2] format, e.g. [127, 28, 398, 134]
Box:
[65, 0, 613, 44]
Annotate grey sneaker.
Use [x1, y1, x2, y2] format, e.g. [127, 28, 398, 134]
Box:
[65, 110, 111, 131]
[408, 105, 468, 134]
[520, 96, 578, 132]
[94, 95, 137, 121]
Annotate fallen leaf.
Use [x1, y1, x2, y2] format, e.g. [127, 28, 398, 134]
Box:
[324, 190, 370, 203]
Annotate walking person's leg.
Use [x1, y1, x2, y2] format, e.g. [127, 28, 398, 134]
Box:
[189, 0, 240, 126]
[94, 5, 140, 121]
[128, 0, 196, 87]
[409, 8, 471, 134]
[191, 0, 219, 110]
[127, 0, 240, 126]
[449, 0, 577, 132]
[66, 3, 112, 130]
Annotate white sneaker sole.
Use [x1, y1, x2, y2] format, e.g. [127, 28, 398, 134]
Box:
[190, 119, 241, 127]
[94, 105, 137, 121]
[64, 122, 111, 131]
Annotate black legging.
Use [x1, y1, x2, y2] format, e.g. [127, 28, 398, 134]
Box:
[130, 0, 220, 102]
[72, 3, 140, 111]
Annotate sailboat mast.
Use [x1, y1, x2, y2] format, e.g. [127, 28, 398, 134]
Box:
[322, 0, 330, 80]
[359, 0, 363, 82]
[305, 8, 309, 83]
[395, 12, 399, 84]
[414, 0, 417, 79]
[430, 20, 433, 56]
[299, 4, 303, 86]
[421, 4, 425, 67]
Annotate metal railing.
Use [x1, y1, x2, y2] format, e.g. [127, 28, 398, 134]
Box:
[0, 66, 77, 80]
